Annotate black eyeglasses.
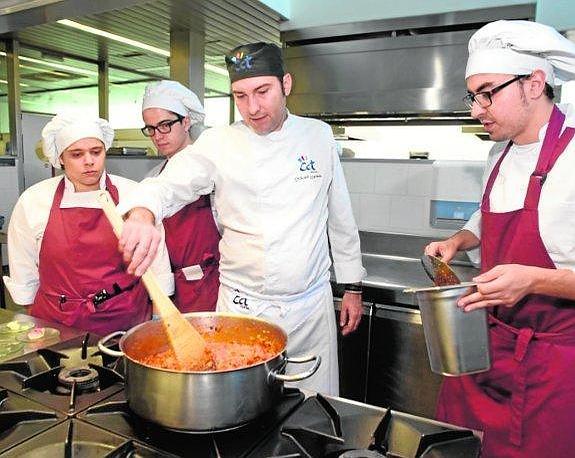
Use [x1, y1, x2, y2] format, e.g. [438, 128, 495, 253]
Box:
[463, 74, 529, 109]
[141, 115, 184, 137]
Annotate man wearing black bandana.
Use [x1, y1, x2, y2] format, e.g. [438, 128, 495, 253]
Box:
[117, 42, 366, 395]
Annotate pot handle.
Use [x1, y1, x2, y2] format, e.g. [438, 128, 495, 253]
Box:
[97, 331, 126, 358]
[269, 355, 321, 383]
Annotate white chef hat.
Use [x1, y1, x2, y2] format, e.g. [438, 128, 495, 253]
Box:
[41, 115, 114, 169]
[142, 80, 205, 124]
[466, 20, 575, 86]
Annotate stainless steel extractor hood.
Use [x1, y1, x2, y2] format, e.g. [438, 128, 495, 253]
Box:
[281, 5, 535, 122]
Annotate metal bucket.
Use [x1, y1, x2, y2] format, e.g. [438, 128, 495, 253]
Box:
[413, 284, 490, 376]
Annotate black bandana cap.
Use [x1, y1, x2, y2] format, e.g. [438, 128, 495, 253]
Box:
[225, 42, 285, 83]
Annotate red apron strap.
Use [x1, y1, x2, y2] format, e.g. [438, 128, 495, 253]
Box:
[548, 127, 575, 170]
[534, 105, 566, 174]
[104, 173, 120, 204]
[481, 142, 513, 211]
[524, 106, 569, 209]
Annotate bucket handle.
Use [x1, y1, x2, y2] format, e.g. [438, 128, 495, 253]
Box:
[268, 355, 321, 383]
[97, 331, 126, 358]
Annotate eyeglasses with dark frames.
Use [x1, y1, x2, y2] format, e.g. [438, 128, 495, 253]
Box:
[463, 74, 529, 109]
[141, 114, 184, 137]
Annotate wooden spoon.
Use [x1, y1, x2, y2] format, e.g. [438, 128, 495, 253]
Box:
[97, 190, 213, 371]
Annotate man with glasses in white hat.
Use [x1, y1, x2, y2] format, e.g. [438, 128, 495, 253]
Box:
[114, 42, 366, 396]
[141, 80, 220, 314]
[425, 20, 575, 457]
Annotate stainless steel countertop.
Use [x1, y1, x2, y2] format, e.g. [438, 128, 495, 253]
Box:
[358, 253, 478, 306]
[331, 232, 480, 306]
[362, 253, 477, 291]
[0, 309, 84, 361]
[331, 252, 479, 307]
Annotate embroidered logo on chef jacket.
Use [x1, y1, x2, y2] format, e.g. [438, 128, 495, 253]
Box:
[232, 289, 250, 309]
[230, 52, 253, 72]
[295, 155, 322, 182]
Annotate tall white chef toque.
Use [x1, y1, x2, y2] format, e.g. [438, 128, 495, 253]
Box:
[142, 80, 205, 124]
[41, 115, 114, 169]
[466, 20, 575, 85]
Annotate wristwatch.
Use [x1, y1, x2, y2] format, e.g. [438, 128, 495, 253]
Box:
[344, 283, 363, 294]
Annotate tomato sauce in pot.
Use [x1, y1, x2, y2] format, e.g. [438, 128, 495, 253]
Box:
[126, 316, 286, 372]
[140, 341, 278, 371]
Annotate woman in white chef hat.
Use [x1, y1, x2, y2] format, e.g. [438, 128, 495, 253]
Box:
[3, 114, 173, 334]
[141, 81, 220, 313]
[425, 20, 575, 458]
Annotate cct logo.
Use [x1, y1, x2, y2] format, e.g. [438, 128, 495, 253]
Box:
[230, 52, 253, 72]
[295, 155, 322, 182]
[298, 155, 316, 172]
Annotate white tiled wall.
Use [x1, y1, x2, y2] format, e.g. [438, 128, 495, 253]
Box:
[343, 159, 485, 238]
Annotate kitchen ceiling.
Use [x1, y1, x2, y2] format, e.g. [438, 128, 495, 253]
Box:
[0, 0, 282, 96]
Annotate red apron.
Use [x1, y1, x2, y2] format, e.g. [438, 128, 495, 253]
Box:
[31, 176, 150, 335]
[436, 105, 575, 457]
[163, 195, 220, 312]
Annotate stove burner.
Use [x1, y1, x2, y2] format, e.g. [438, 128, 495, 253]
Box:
[57, 366, 100, 393]
[0, 333, 125, 415]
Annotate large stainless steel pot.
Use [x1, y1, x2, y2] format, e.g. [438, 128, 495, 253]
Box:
[97, 312, 320, 432]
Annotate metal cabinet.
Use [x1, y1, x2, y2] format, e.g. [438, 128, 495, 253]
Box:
[334, 298, 372, 403]
[366, 304, 443, 418]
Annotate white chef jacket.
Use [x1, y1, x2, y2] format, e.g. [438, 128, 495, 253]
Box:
[119, 113, 365, 396]
[464, 103, 575, 271]
[145, 158, 222, 234]
[4, 172, 174, 305]
[119, 113, 366, 298]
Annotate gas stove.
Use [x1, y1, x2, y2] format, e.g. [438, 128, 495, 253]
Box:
[0, 331, 482, 457]
[0, 333, 123, 415]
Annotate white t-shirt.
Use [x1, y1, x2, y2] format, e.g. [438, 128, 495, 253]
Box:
[119, 113, 366, 298]
[464, 103, 575, 271]
[4, 172, 174, 305]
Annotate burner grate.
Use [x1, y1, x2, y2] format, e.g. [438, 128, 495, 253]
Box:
[248, 394, 481, 458]
[0, 419, 178, 457]
[0, 333, 124, 415]
[281, 393, 346, 457]
[79, 388, 306, 457]
[0, 388, 64, 454]
[370, 409, 479, 457]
